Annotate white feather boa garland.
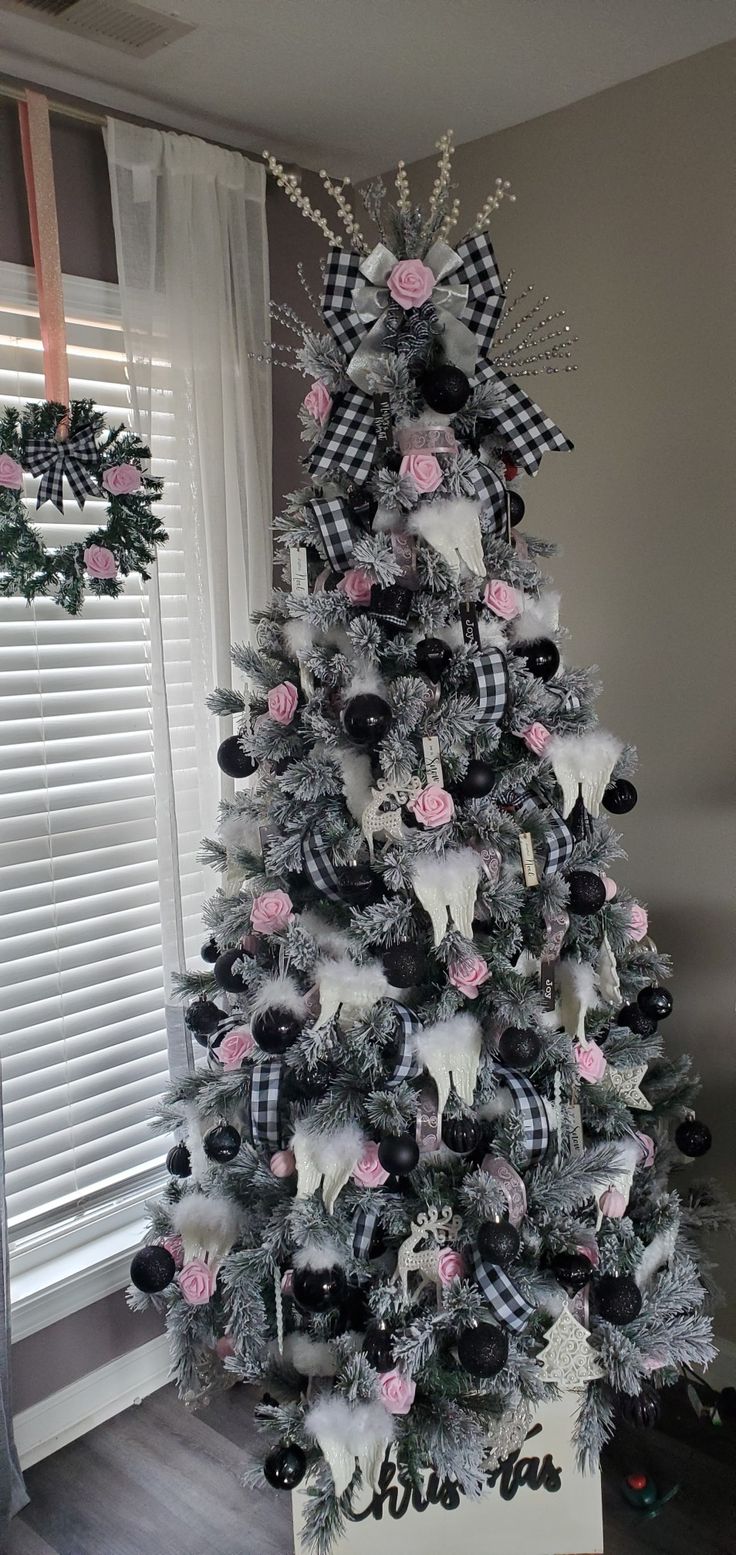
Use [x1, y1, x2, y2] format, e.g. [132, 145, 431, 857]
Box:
[305, 1397, 394, 1497]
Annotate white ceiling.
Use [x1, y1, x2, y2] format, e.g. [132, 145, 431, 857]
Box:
[1, 0, 735, 175]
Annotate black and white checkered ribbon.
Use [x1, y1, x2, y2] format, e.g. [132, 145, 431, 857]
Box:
[514, 793, 574, 878]
[308, 386, 377, 486]
[469, 647, 508, 724]
[321, 248, 365, 356]
[302, 830, 343, 902]
[250, 1056, 285, 1152]
[352, 1203, 380, 1259]
[546, 680, 583, 714]
[484, 376, 573, 474]
[25, 424, 100, 513]
[387, 1002, 420, 1085]
[495, 1064, 550, 1160]
[472, 1245, 535, 1333]
[454, 231, 505, 357]
[465, 460, 507, 533]
[306, 496, 358, 572]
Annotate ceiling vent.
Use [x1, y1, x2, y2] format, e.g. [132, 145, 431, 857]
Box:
[0, 0, 195, 56]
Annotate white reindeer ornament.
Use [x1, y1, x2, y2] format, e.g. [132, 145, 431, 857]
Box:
[394, 1204, 463, 1306]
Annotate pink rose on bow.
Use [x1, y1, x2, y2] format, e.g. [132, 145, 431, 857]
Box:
[399, 451, 443, 494]
[267, 680, 299, 725]
[379, 1368, 416, 1415]
[160, 1235, 184, 1269]
[574, 1041, 608, 1084]
[84, 544, 118, 579]
[270, 1149, 296, 1178]
[599, 1186, 627, 1219]
[629, 904, 649, 941]
[437, 1249, 466, 1286]
[218, 1028, 255, 1069]
[448, 952, 489, 1000]
[102, 462, 142, 496]
[250, 889, 293, 935]
[407, 784, 455, 828]
[521, 722, 551, 756]
[339, 567, 373, 605]
[215, 1334, 235, 1360]
[303, 380, 332, 424]
[484, 579, 520, 620]
[178, 1257, 216, 1306]
[602, 875, 617, 901]
[352, 1141, 389, 1189]
[0, 453, 23, 489]
[387, 258, 435, 311]
[635, 1132, 656, 1168]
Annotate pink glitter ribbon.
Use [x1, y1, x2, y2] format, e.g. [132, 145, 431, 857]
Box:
[18, 91, 69, 408]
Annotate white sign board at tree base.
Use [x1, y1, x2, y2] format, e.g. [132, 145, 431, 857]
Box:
[292, 1394, 604, 1555]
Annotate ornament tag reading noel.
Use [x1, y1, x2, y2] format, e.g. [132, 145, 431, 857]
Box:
[422, 735, 444, 787]
[290, 546, 310, 596]
[518, 831, 539, 888]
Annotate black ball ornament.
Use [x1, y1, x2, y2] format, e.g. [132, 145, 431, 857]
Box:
[348, 486, 378, 530]
[184, 998, 222, 1045]
[567, 871, 607, 915]
[594, 1274, 643, 1325]
[263, 1442, 307, 1491]
[619, 1387, 661, 1430]
[252, 1006, 302, 1054]
[370, 583, 412, 627]
[382, 940, 430, 986]
[335, 861, 385, 906]
[216, 735, 257, 779]
[513, 638, 560, 683]
[478, 1220, 521, 1268]
[498, 1026, 541, 1070]
[442, 1113, 483, 1156]
[213, 948, 249, 994]
[618, 1003, 658, 1038]
[377, 1133, 419, 1176]
[550, 1252, 593, 1293]
[130, 1244, 176, 1294]
[602, 779, 638, 815]
[637, 986, 673, 1021]
[292, 1263, 348, 1313]
[456, 758, 495, 799]
[343, 692, 392, 745]
[166, 1142, 191, 1178]
[675, 1118, 712, 1158]
[421, 363, 471, 414]
[508, 491, 525, 528]
[364, 1319, 395, 1373]
[457, 1322, 509, 1377]
[415, 636, 452, 683]
[203, 1124, 241, 1163]
[200, 937, 219, 963]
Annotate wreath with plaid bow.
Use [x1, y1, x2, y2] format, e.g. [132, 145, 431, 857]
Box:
[0, 399, 167, 614]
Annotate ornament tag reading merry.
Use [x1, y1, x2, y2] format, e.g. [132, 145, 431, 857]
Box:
[422, 735, 444, 787]
[290, 546, 310, 596]
[518, 831, 539, 887]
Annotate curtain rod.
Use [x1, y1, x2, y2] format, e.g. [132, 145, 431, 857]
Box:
[0, 80, 106, 127]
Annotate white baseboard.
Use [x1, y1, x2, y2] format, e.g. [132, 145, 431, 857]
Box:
[13, 1333, 171, 1469]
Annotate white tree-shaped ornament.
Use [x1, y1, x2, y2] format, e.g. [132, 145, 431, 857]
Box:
[536, 1307, 605, 1388]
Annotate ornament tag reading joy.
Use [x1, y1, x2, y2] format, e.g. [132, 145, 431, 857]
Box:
[540, 960, 556, 1009]
[422, 735, 444, 787]
[290, 546, 310, 596]
[518, 831, 539, 887]
[460, 602, 482, 648]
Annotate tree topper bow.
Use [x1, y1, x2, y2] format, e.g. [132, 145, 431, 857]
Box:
[347, 239, 481, 392]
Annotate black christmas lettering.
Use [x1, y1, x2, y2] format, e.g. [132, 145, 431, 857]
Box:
[348, 1424, 562, 1523]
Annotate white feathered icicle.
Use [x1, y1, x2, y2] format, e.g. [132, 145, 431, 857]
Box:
[292, 1122, 364, 1214]
[407, 498, 485, 578]
[410, 848, 482, 945]
[547, 730, 623, 818]
[556, 959, 599, 1044]
[305, 1397, 394, 1497]
[312, 957, 392, 1030]
[413, 1014, 482, 1125]
[172, 1190, 242, 1264]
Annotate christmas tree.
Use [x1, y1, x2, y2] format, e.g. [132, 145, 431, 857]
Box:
[129, 137, 724, 1550]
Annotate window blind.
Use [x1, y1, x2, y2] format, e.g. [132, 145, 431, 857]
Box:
[0, 263, 207, 1240]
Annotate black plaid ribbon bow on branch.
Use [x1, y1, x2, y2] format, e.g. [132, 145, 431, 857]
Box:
[305, 495, 359, 573]
[302, 830, 343, 902]
[464, 460, 508, 534]
[25, 423, 100, 514]
[307, 386, 378, 487]
[474, 370, 573, 475]
[495, 1064, 550, 1160]
[469, 647, 508, 724]
[249, 1056, 286, 1153]
[513, 791, 575, 878]
[472, 1244, 535, 1333]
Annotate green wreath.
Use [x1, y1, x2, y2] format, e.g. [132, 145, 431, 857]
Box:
[0, 398, 167, 614]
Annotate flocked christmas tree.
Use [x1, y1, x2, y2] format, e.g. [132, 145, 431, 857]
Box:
[129, 137, 726, 1550]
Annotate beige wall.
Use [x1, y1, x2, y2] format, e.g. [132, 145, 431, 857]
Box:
[404, 42, 736, 1335]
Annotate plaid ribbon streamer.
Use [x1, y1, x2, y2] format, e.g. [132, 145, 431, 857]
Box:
[25, 424, 100, 513]
[547, 680, 583, 714]
[495, 1064, 550, 1160]
[321, 247, 365, 355]
[472, 1245, 535, 1333]
[308, 387, 377, 485]
[302, 830, 343, 902]
[469, 647, 508, 724]
[454, 232, 505, 358]
[482, 376, 573, 474]
[353, 1203, 380, 1259]
[387, 1002, 420, 1085]
[250, 1056, 285, 1152]
[465, 460, 507, 533]
[306, 495, 358, 572]
[513, 793, 574, 878]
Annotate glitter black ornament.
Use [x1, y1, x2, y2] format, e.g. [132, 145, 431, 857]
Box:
[567, 870, 607, 915]
[618, 1003, 658, 1038]
[263, 1442, 307, 1490]
[370, 583, 412, 628]
[550, 1251, 592, 1293]
[675, 1118, 712, 1158]
[513, 639, 560, 683]
[203, 1124, 241, 1163]
[338, 1281, 374, 1331]
[619, 1387, 661, 1430]
[421, 364, 471, 414]
[498, 1026, 541, 1070]
[457, 1322, 509, 1377]
[184, 998, 222, 1045]
[415, 636, 452, 683]
[252, 1006, 302, 1054]
[213, 948, 249, 994]
[456, 758, 495, 799]
[166, 1142, 191, 1179]
[343, 692, 392, 745]
[377, 1133, 419, 1176]
[602, 779, 638, 815]
[129, 1244, 176, 1294]
[637, 986, 673, 1021]
[216, 735, 257, 779]
[200, 937, 219, 963]
[382, 940, 430, 986]
[335, 860, 385, 906]
[363, 1318, 395, 1373]
[478, 1220, 521, 1268]
[348, 486, 378, 530]
[292, 1263, 348, 1313]
[508, 491, 525, 528]
[442, 1113, 483, 1156]
[594, 1274, 643, 1325]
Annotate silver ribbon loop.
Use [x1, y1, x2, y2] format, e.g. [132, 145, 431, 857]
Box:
[347, 240, 477, 392]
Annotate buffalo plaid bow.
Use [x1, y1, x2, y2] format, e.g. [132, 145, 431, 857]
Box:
[25, 424, 100, 514]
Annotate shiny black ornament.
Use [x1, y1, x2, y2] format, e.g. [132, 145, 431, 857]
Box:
[594, 1274, 643, 1325]
[335, 861, 384, 906]
[457, 1322, 509, 1377]
[637, 986, 673, 1021]
[343, 692, 392, 745]
[618, 1003, 658, 1038]
[216, 735, 257, 779]
[382, 940, 430, 986]
[263, 1442, 307, 1491]
[415, 636, 452, 683]
[567, 871, 607, 915]
[513, 638, 560, 683]
[348, 486, 378, 530]
[370, 583, 412, 627]
[442, 1113, 483, 1156]
[200, 937, 219, 963]
[421, 364, 471, 414]
[129, 1244, 176, 1294]
[602, 779, 638, 815]
[619, 1386, 661, 1430]
[166, 1142, 191, 1178]
[203, 1124, 241, 1163]
[456, 758, 495, 799]
[498, 1026, 541, 1070]
[364, 1319, 395, 1373]
[281, 1064, 330, 1105]
[478, 1220, 520, 1268]
[213, 948, 249, 994]
[338, 1281, 373, 1331]
[292, 1263, 347, 1313]
[550, 1252, 592, 1293]
[252, 1006, 301, 1054]
[377, 1133, 419, 1176]
[675, 1118, 712, 1158]
[184, 998, 222, 1045]
[507, 491, 525, 528]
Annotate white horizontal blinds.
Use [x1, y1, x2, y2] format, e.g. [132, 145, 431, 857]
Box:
[0, 262, 207, 1236]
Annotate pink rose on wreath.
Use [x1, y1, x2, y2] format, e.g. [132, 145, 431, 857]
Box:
[407, 783, 455, 828]
[599, 1186, 627, 1219]
[160, 1235, 184, 1269]
[379, 1368, 416, 1415]
[338, 567, 373, 605]
[215, 1335, 235, 1360]
[303, 381, 332, 425]
[102, 462, 142, 496]
[629, 904, 649, 941]
[635, 1132, 656, 1168]
[484, 579, 520, 620]
[267, 680, 299, 725]
[218, 1028, 255, 1069]
[270, 1149, 296, 1178]
[250, 889, 293, 935]
[178, 1257, 216, 1306]
[521, 722, 551, 756]
[448, 952, 489, 1000]
[437, 1249, 466, 1286]
[574, 1041, 607, 1084]
[399, 451, 443, 494]
[387, 258, 435, 311]
[84, 544, 118, 579]
[602, 875, 617, 901]
[0, 453, 23, 489]
[352, 1142, 389, 1189]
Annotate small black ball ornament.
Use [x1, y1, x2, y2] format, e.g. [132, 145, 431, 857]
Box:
[263, 1442, 307, 1491]
[335, 861, 385, 906]
[602, 779, 638, 815]
[213, 948, 249, 994]
[292, 1264, 347, 1313]
[637, 986, 673, 1021]
[513, 638, 560, 683]
[184, 998, 222, 1044]
[619, 1387, 661, 1430]
[166, 1142, 191, 1178]
[415, 636, 452, 683]
[216, 735, 256, 779]
[382, 940, 430, 986]
[478, 1220, 521, 1268]
[550, 1252, 593, 1293]
[252, 1006, 301, 1054]
[377, 1133, 419, 1176]
[456, 758, 495, 799]
[507, 491, 525, 528]
[200, 937, 219, 963]
[370, 583, 412, 627]
[594, 1274, 643, 1325]
[457, 1322, 509, 1377]
[498, 1026, 541, 1070]
[675, 1118, 712, 1158]
[364, 1319, 396, 1373]
[567, 870, 607, 915]
[618, 1003, 658, 1038]
[343, 692, 392, 745]
[442, 1113, 483, 1156]
[421, 363, 471, 414]
[203, 1124, 241, 1163]
[130, 1244, 176, 1294]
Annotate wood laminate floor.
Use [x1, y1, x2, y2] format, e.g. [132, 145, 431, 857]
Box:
[7, 1381, 734, 1555]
